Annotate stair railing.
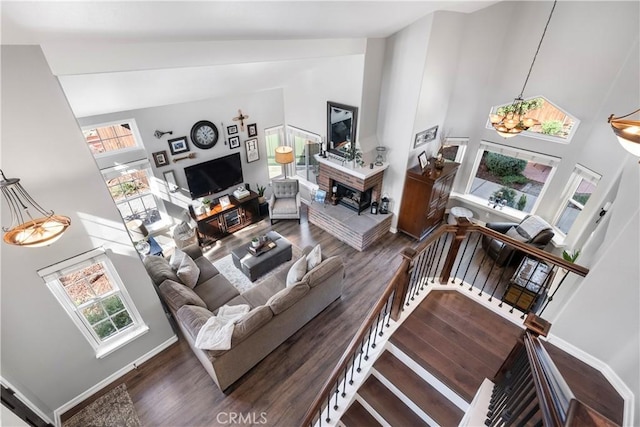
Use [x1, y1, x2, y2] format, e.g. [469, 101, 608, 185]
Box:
[487, 317, 618, 426]
[302, 219, 590, 426]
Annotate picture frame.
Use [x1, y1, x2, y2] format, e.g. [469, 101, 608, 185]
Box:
[219, 195, 231, 208]
[245, 138, 260, 163]
[163, 170, 179, 193]
[227, 125, 238, 135]
[247, 123, 257, 137]
[152, 150, 169, 168]
[414, 125, 438, 148]
[314, 189, 327, 204]
[168, 136, 189, 155]
[229, 135, 240, 149]
[418, 151, 429, 170]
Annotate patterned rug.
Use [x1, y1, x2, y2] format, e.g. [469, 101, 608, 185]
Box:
[63, 384, 140, 427]
[212, 246, 301, 294]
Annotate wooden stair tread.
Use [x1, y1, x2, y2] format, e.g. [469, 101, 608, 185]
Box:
[341, 400, 382, 427]
[374, 351, 464, 426]
[359, 376, 429, 427]
[544, 342, 624, 425]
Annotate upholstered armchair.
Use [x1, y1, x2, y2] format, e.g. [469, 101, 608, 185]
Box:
[481, 215, 554, 267]
[269, 179, 301, 224]
[172, 209, 199, 248]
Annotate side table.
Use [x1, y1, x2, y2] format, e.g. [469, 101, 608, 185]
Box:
[502, 256, 553, 312]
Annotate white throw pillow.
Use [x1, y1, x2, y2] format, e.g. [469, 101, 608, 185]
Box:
[177, 254, 200, 289]
[307, 244, 322, 271]
[170, 247, 186, 271]
[286, 255, 308, 287]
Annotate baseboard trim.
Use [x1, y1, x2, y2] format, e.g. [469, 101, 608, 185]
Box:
[0, 376, 55, 426]
[546, 333, 635, 426]
[53, 335, 178, 426]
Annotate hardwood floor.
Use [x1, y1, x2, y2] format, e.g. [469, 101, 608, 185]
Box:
[61, 209, 624, 426]
[62, 207, 417, 426]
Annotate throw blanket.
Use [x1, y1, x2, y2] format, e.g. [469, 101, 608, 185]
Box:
[518, 216, 550, 240]
[195, 304, 250, 351]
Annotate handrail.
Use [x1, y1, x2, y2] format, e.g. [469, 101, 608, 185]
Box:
[302, 220, 592, 426]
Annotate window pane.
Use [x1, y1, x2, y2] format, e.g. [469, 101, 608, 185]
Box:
[104, 295, 126, 315]
[265, 128, 282, 179]
[557, 201, 582, 234]
[572, 178, 596, 205]
[113, 311, 133, 330]
[470, 150, 552, 213]
[83, 303, 108, 325]
[442, 146, 459, 162]
[86, 124, 137, 154]
[93, 320, 117, 339]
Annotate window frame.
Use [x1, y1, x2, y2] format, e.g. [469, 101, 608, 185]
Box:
[287, 125, 322, 183]
[39, 248, 148, 358]
[83, 119, 143, 158]
[485, 95, 580, 144]
[464, 141, 560, 216]
[552, 165, 601, 236]
[264, 125, 285, 180]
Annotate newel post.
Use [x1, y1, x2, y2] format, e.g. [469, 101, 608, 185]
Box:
[439, 218, 472, 283]
[390, 247, 417, 321]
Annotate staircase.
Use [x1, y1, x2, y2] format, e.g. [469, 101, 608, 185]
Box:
[340, 291, 523, 426]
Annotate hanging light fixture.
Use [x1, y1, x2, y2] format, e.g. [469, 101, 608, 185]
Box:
[489, 1, 557, 138]
[0, 170, 71, 247]
[608, 109, 640, 157]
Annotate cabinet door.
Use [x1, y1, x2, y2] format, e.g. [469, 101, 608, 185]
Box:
[200, 215, 226, 240]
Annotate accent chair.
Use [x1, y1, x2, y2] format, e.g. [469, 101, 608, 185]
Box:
[269, 179, 301, 224]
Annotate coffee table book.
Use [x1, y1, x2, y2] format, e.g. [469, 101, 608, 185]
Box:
[248, 240, 276, 256]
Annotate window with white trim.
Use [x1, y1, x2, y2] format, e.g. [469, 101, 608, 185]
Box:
[265, 126, 285, 179]
[466, 141, 559, 214]
[441, 137, 468, 163]
[39, 249, 148, 358]
[288, 126, 322, 184]
[83, 122, 140, 156]
[101, 161, 163, 228]
[553, 165, 600, 235]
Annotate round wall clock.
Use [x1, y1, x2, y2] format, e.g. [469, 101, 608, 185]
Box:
[190, 120, 219, 149]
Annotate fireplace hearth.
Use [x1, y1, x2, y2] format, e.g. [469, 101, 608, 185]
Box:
[336, 183, 372, 214]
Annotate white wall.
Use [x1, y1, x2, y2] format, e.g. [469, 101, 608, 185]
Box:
[376, 13, 434, 225]
[78, 89, 285, 215]
[1, 46, 175, 419]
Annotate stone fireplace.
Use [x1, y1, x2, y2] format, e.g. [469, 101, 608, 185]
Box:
[309, 155, 391, 251]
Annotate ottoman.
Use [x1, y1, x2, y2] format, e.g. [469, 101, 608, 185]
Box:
[231, 231, 293, 281]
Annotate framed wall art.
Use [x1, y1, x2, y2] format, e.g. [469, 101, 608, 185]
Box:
[245, 138, 260, 163]
[229, 136, 240, 149]
[168, 136, 189, 155]
[152, 150, 169, 168]
[227, 125, 238, 135]
[247, 123, 257, 137]
[418, 151, 429, 170]
[163, 170, 179, 193]
[414, 125, 438, 149]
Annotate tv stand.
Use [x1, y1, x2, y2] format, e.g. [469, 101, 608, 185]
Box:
[189, 191, 260, 245]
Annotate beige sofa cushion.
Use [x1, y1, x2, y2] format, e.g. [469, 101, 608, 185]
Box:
[286, 255, 307, 287]
[144, 256, 179, 287]
[231, 305, 273, 344]
[303, 256, 344, 288]
[159, 279, 207, 312]
[176, 254, 200, 289]
[193, 275, 240, 311]
[176, 305, 214, 340]
[242, 276, 286, 307]
[267, 283, 310, 315]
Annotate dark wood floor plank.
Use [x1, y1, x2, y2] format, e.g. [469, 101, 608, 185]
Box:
[359, 376, 429, 427]
[60, 212, 624, 427]
[374, 350, 464, 426]
[342, 400, 382, 427]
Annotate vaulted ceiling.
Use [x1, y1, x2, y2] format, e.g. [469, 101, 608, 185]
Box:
[1, 1, 498, 117]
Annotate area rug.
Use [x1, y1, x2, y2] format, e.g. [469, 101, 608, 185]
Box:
[212, 246, 301, 293]
[63, 383, 140, 427]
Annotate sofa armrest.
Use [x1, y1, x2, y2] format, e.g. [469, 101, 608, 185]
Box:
[182, 243, 204, 260]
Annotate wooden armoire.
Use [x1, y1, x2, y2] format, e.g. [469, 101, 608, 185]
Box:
[397, 162, 459, 240]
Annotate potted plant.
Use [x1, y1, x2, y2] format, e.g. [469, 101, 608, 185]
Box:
[251, 237, 261, 248]
[256, 185, 266, 204]
[202, 198, 212, 213]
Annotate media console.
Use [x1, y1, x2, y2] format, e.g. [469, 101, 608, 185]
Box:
[189, 191, 260, 245]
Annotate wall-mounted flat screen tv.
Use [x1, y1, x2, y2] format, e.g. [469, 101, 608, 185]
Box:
[184, 153, 243, 199]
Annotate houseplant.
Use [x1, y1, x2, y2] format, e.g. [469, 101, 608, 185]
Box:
[202, 198, 212, 213]
[256, 184, 266, 204]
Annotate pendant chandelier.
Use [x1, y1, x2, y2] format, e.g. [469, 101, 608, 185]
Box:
[0, 170, 71, 247]
[608, 109, 640, 157]
[489, 1, 557, 138]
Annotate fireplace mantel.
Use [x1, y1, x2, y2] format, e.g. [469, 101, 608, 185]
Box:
[314, 154, 388, 180]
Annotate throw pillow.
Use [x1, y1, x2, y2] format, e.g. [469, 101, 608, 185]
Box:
[170, 247, 187, 270]
[177, 254, 200, 289]
[505, 226, 529, 242]
[286, 255, 307, 287]
[307, 244, 322, 271]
